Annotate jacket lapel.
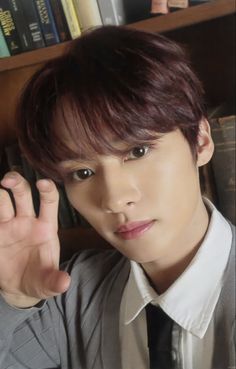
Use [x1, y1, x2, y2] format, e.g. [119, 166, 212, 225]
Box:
[101, 258, 130, 369]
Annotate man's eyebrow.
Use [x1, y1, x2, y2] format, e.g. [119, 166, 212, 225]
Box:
[59, 157, 94, 168]
[59, 135, 164, 168]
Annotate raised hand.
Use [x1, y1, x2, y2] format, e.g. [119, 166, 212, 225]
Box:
[0, 172, 71, 308]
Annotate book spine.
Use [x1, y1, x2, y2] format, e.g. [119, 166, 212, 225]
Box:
[151, 0, 169, 14]
[73, 0, 102, 32]
[97, 0, 126, 25]
[0, 24, 10, 57]
[8, 0, 34, 51]
[20, 0, 45, 49]
[210, 115, 236, 224]
[61, 0, 81, 39]
[97, 0, 117, 25]
[111, 0, 126, 24]
[168, 0, 188, 8]
[0, 0, 22, 55]
[34, 0, 60, 46]
[49, 0, 71, 42]
[118, 0, 153, 23]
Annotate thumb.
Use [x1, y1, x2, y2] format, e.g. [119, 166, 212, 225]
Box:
[42, 270, 71, 296]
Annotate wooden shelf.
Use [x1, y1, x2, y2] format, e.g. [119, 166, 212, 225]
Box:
[0, 41, 71, 73]
[0, 0, 234, 73]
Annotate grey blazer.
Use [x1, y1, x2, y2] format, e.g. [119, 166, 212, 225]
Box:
[0, 224, 235, 369]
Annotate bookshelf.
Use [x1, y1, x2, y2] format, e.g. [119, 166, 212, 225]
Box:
[0, 0, 234, 72]
[0, 0, 235, 256]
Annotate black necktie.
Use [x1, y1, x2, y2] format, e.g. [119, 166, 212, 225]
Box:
[145, 303, 174, 369]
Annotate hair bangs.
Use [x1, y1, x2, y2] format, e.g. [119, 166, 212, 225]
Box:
[51, 92, 159, 164]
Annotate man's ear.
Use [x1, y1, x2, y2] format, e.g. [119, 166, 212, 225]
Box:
[197, 118, 214, 167]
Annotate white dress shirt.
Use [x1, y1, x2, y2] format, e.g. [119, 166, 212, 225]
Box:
[119, 199, 232, 369]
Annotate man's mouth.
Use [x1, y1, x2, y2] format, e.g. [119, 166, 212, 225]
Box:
[115, 220, 155, 240]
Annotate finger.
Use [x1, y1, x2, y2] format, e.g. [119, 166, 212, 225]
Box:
[28, 270, 71, 299]
[0, 188, 15, 222]
[42, 270, 71, 296]
[37, 179, 59, 227]
[1, 172, 35, 217]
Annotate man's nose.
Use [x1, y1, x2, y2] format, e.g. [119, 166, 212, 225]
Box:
[100, 170, 141, 214]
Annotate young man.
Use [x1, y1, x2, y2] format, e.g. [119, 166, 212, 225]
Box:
[0, 26, 235, 369]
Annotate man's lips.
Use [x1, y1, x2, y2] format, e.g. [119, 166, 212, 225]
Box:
[115, 220, 155, 240]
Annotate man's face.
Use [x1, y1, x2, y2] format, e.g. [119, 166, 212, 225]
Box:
[63, 125, 213, 264]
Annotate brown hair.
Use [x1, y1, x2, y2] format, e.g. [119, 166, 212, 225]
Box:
[17, 25, 206, 181]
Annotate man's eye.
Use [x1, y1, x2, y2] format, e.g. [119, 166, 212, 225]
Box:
[71, 168, 94, 181]
[127, 145, 150, 160]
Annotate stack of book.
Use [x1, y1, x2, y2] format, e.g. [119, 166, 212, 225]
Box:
[0, 0, 72, 57]
[0, 0, 212, 58]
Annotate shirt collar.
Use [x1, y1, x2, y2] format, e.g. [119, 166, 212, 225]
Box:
[123, 199, 232, 338]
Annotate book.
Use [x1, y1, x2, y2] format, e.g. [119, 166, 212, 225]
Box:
[0, 1, 22, 55]
[97, 0, 126, 25]
[61, 0, 81, 39]
[0, 24, 10, 57]
[49, 0, 71, 42]
[8, 0, 34, 51]
[34, 0, 60, 46]
[119, 0, 153, 24]
[73, 0, 102, 32]
[210, 115, 236, 224]
[168, 0, 188, 8]
[151, 0, 169, 14]
[20, 0, 45, 49]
